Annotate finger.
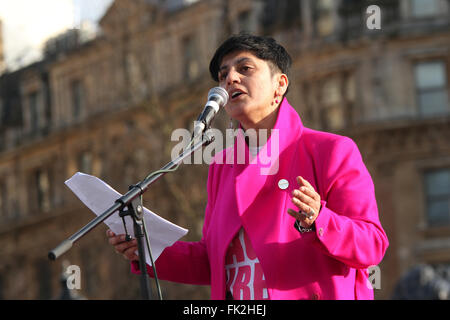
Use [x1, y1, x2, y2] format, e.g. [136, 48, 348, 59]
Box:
[287, 208, 298, 219]
[128, 254, 139, 261]
[106, 229, 115, 237]
[298, 186, 320, 201]
[292, 189, 315, 207]
[297, 176, 314, 190]
[123, 246, 139, 260]
[115, 239, 138, 253]
[291, 197, 313, 214]
[123, 246, 139, 261]
[291, 196, 317, 220]
[108, 235, 121, 246]
[287, 208, 308, 221]
[108, 234, 126, 246]
[296, 177, 320, 201]
[288, 208, 315, 224]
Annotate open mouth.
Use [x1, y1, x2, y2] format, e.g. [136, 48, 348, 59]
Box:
[231, 91, 245, 100]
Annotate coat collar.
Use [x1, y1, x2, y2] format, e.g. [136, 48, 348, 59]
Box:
[232, 98, 304, 217]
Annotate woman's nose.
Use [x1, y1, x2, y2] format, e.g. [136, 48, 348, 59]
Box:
[226, 68, 240, 85]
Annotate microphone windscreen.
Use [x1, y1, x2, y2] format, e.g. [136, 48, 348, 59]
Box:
[208, 87, 229, 107]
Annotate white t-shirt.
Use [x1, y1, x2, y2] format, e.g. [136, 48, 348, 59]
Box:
[225, 144, 268, 300]
[225, 228, 269, 300]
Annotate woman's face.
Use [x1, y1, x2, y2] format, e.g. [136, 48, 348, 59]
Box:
[218, 50, 287, 129]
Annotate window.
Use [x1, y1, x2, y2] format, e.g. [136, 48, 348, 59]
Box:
[303, 72, 356, 129]
[283, 0, 302, 28]
[414, 61, 449, 116]
[81, 247, 99, 296]
[424, 169, 450, 227]
[36, 260, 52, 299]
[0, 20, 4, 73]
[0, 97, 3, 124]
[320, 76, 345, 130]
[182, 35, 199, 80]
[0, 273, 3, 299]
[261, 0, 302, 32]
[71, 80, 84, 119]
[165, 0, 199, 11]
[78, 151, 92, 174]
[411, 0, 440, 18]
[35, 169, 51, 212]
[28, 91, 39, 132]
[314, 0, 335, 37]
[0, 180, 6, 219]
[237, 11, 251, 33]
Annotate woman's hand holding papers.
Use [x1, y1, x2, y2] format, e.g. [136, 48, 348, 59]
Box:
[107, 229, 139, 261]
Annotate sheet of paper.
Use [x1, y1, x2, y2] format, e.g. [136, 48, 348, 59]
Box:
[65, 172, 188, 266]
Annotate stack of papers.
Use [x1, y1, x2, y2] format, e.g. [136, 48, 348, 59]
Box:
[65, 172, 189, 266]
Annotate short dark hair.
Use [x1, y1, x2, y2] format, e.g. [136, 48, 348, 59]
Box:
[209, 34, 292, 82]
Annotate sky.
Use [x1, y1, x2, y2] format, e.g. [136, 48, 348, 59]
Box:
[0, 0, 114, 70]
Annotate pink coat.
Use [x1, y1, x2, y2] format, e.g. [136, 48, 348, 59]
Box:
[132, 98, 389, 300]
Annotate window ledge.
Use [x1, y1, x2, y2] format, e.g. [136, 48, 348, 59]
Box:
[422, 225, 450, 238]
[416, 236, 450, 262]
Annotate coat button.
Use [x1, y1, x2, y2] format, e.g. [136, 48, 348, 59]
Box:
[318, 227, 324, 237]
[278, 179, 289, 190]
[312, 293, 320, 300]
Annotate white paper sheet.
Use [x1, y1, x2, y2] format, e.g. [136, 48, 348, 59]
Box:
[65, 172, 188, 266]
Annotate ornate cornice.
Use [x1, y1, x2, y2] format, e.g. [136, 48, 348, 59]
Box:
[342, 116, 450, 163]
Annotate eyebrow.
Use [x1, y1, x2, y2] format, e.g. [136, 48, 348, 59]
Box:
[219, 57, 254, 72]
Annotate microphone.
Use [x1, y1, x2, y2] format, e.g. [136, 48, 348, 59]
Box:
[193, 87, 229, 137]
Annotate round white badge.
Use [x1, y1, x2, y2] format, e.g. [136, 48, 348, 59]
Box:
[278, 179, 289, 190]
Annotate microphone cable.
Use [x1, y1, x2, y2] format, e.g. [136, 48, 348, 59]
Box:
[141, 201, 163, 300]
[138, 136, 198, 300]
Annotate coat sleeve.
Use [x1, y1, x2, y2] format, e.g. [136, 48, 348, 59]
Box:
[130, 164, 216, 285]
[310, 136, 389, 269]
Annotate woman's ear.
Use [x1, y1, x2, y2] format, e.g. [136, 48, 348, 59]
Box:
[276, 73, 289, 97]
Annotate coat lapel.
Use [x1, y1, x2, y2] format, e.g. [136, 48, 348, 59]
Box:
[234, 98, 304, 221]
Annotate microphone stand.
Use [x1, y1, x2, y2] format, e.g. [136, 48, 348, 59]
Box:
[48, 130, 216, 300]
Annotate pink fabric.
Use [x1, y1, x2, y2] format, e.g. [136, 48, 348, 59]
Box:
[132, 98, 389, 300]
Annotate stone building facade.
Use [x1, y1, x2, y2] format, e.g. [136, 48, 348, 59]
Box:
[0, 0, 449, 299]
[0, 19, 4, 74]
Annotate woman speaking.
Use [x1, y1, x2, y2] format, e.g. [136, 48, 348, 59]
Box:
[107, 34, 389, 300]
